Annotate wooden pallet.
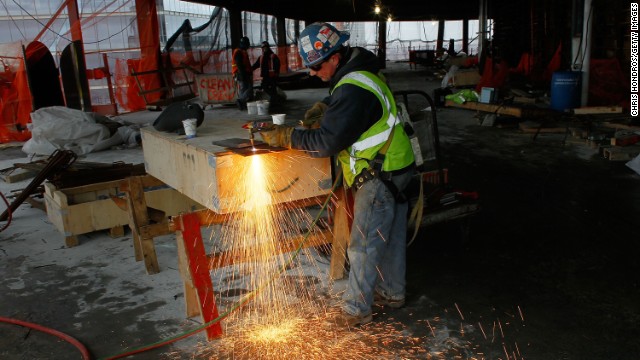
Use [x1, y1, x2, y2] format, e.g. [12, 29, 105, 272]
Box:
[44, 175, 203, 248]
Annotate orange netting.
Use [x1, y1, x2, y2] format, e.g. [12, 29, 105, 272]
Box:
[0, 2, 302, 143]
[0, 42, 34, 143]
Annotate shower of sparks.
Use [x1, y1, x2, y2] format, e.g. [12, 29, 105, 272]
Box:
[503, 343, 510, 359]
[454, 302, 465, 320]
[182, 151, 530, 359]
[194, 308, 445, 360]
[517, 305, 525, 322]
[478, 321, 487, 340]
[207, 152, 330, 326]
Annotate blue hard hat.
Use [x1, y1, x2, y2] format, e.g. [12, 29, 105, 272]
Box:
[298, 23, 350, 67]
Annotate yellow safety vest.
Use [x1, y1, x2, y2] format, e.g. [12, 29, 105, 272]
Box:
[334, 71, 414, 186]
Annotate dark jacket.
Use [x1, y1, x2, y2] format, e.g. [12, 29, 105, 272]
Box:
[232, 48, 251, 82]
[291, 46, 383, 157]
[252, 49, 280, 80]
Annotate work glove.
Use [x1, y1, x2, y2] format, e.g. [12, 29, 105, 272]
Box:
[301, 102, 328, 129]
[259, 125, 294, 148]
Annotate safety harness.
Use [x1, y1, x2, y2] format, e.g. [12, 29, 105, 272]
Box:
[352, 127, 414, 203]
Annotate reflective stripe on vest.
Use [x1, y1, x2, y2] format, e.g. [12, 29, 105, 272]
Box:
[342, 72, 398, 174]
[333, 71, 414, 186]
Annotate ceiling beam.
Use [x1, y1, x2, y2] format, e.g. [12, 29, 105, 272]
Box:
[189, 0, 481, 22]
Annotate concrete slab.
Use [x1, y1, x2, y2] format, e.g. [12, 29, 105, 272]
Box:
[1, 62, 638, 359]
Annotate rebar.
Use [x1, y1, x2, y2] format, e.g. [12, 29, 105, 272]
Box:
[0, 149, 77, 222]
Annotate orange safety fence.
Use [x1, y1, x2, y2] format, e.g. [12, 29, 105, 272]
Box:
[0, 0, 305, 144]
[0, 42, 33, 143]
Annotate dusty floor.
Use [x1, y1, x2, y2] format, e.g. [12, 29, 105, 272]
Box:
[1, 62, 639, 359]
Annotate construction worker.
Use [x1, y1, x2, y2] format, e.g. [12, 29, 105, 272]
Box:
[232, 36, 253, 110]
[259, 22, 415, 327]
[252, 41, 281, 104]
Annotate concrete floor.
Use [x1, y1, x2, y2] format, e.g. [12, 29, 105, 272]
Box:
[1, 62, 639, 359]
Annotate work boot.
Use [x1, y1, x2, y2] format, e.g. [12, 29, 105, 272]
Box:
[373, 292, 405, 309]
[333, 310, 373, 328]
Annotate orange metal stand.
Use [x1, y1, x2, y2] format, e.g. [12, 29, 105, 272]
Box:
[168, 195, 343, 340]
[174, 212, 223, 340]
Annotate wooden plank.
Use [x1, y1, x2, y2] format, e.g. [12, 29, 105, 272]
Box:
[175, 229, 201, 319]
[445, 100, 524, 117]
[55, 178, 125, 196]
[329, 189, 352, 280]
[445, 99, 555, 118]
[141, 121, 332, 214]
[126, 176, 159, 274]
[1, 168, 37, 183]
[573, 106, 623, 115]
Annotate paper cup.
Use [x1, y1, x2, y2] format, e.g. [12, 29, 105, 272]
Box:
[271, 114, 286, 125]
[182, 118, 197, 138]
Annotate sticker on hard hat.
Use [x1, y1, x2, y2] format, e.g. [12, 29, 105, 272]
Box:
[314, 41, 323, 50]
[328, 32, 340, 46]
[317, 25, 332, 42]
[306, 50, 321, 63]
[300, 35, 313, 53]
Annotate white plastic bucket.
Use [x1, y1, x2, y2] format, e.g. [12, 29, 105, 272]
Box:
[271, 113, 286, 125]
[257, 100, 270, 115]
[247, 101, 258, 115]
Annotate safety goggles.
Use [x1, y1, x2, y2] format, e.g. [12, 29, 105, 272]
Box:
[308, 61, 325, 71]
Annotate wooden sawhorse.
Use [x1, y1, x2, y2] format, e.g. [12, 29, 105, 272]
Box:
[165, 193, 351, 340]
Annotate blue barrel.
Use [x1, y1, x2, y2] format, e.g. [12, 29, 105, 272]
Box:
[550, 71, 581, 111]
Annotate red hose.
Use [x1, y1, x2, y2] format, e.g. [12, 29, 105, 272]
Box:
[0, 316, 92, 360]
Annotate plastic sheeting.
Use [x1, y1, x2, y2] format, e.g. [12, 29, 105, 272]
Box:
[22, 106, 139, 156]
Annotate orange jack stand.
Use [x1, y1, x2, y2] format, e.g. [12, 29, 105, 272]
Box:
[174, 212, 223, 340]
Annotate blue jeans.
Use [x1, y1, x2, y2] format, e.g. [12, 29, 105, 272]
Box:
[342, 170, 413, 317]
[236, 76, 253, 106]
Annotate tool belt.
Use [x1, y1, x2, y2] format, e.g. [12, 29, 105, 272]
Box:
[352, 158, 413, 203]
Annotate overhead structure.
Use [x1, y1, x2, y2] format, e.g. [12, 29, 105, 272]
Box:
[191, 0, 481, 22]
